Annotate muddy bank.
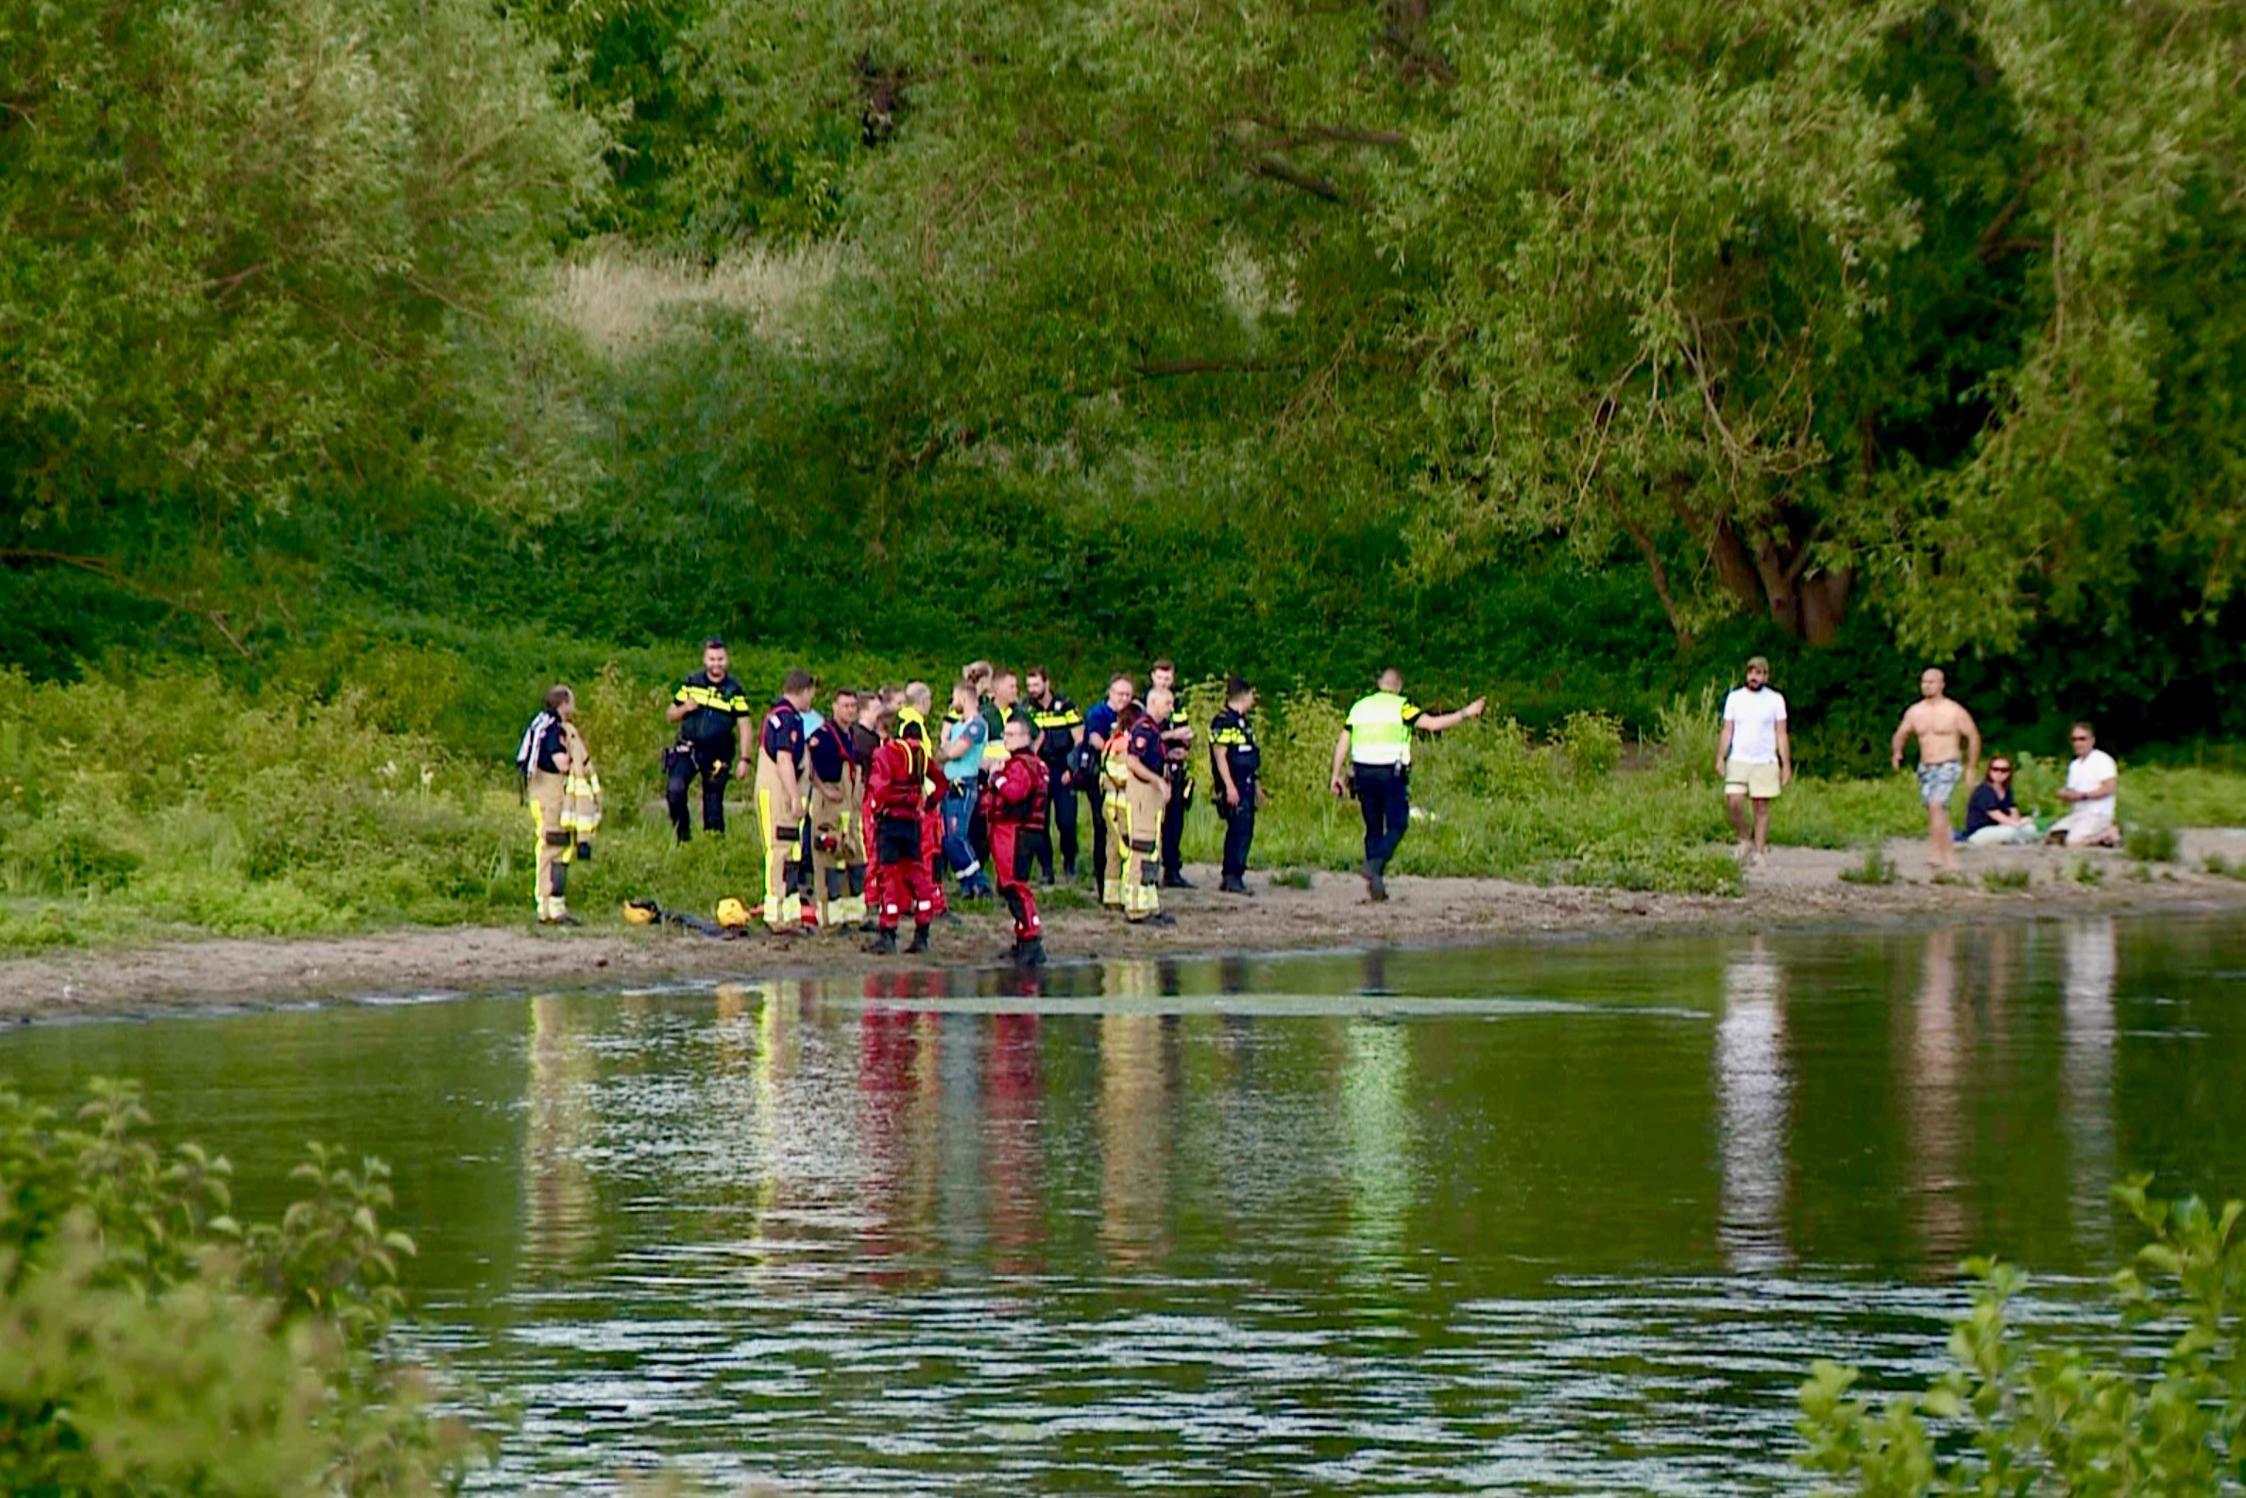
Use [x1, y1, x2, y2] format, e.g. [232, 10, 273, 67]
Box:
[6, 833, 2246, 1021]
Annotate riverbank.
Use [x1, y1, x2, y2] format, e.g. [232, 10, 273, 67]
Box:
[7, 831, 2246, 1020]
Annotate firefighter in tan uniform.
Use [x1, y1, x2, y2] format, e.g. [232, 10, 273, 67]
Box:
[755, 669, 817, 932]
[515, 685, 601, 926]
[805, 688, 869, 928]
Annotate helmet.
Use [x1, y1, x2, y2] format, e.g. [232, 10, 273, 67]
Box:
[715, 897, 752, 929]
[622, 899, 660, 926]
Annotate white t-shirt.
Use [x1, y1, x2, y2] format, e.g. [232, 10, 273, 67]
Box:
[1722, 686, 1788, 764]
[2066, 748, 2118, 820]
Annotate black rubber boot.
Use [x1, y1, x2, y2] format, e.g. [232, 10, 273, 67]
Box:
[1161, 871, 1195, 889]
[904, 925, 931, 954]
[1014, 937, 1047, 968]
[863, 928, 898, 955]
[1363, 860, 1389, 903]
[1219, 877, 1251, 896]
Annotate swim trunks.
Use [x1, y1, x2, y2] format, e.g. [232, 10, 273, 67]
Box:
[1917, 759, 1963, 806]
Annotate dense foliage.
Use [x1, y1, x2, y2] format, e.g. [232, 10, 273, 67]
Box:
[1799, 1178, 2246, 1496]
[2, 0, 2242, 758]
[0, 1080, 482, 1494]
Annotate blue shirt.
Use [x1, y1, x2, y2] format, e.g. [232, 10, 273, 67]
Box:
[942, 714, 988, 786]
[1085, 701, 1119, 748]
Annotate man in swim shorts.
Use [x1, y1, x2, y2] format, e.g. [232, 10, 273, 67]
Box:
[1890, 667, 1981, 877]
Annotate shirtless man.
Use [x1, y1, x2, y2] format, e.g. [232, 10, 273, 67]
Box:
[1891, 667, 1981, 876]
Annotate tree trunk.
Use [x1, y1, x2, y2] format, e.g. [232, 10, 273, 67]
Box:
[1696, 518, 1851, 644]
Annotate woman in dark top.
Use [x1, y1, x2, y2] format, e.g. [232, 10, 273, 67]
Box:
[1963, 758, 2037, 846]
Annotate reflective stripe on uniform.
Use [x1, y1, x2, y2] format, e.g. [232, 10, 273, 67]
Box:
[1346, 691, 1421, 768]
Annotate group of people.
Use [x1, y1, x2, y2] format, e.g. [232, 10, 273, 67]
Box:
[518, 641, 1488, 954]
[1715, 657, 2123, 875]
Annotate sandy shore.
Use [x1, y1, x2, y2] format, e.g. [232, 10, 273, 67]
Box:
[5, 831, 2245, 1021]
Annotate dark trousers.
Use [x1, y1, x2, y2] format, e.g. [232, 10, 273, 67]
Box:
[1160, 771, 1189, 878]
[1038, 760, 1078, 879]
[1087, 780, 1109, 897]
[1220, 784, 1257, 880]
[1354, 765, 1411, 870]
[665, 743, 731, 842]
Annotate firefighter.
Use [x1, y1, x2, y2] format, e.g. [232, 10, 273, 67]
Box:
[515, 685, 598, 926]
[981, 714, 1050, 966]
[755, 669, 816, 931]
[806, 688, 869, 929]
[663, 639, 751, 842]
[1099, 696, 1143, 913]
[865, 708, 941, 954]
[1118, 688, 1175, 926]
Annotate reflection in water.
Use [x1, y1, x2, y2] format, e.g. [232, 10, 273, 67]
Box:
[10, 915, 2245, 1495]
[1715, 938, 1789, 1270]
[1907, 926, 1969, 1263]
[1340, 1019, 1415, 1278]
[2062, 919, 2118, 1253]
[1099, 960, 1171, 1266]
[522, 994, 600, 1268]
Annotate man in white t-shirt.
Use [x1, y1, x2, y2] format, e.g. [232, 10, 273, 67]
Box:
[1715, 656, 1792, 862]
[2046, 720, 2120, 847]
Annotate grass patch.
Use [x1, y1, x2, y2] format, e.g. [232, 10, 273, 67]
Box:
[1838, 847, 1899, 886]
[4, 661, 2244, 949]
[2072, 858, 2107, 886]
[1980, 867, 2031, 893]
[2207, 853, 2246, 881]
[2125, 822, 2180, 862]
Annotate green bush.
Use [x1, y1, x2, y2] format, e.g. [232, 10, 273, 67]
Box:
[1980, 868, 2030, 893]
[2126, 822, 2181, 863]
[0, 1080, 486, 1495]
[1839, 847, 1899, 886]
[1799, 1179, 2246, 1497]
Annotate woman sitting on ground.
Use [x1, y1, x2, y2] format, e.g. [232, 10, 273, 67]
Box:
[1963, 758, 2038, 847]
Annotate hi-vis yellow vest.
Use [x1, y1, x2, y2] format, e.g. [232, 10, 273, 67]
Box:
[1345, 691, 1417, 768]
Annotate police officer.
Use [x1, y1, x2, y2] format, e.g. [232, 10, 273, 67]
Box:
[1208, 675, 1263, 895]
[1082, 674, 1133, 903]
[1023, 666, 1084, 882]
[1149, 659, 1194, 888]
[664, 638, 751, 842]
[1328, 667, 1486, 902]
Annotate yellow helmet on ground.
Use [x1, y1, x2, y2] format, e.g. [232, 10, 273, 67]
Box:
[715, 897, 752, 929]
[622, 899, 660, 926]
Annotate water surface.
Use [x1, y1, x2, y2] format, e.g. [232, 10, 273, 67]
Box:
[7, 914, 2245, 1493]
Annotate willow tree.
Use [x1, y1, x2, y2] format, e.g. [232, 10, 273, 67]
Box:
[0, 0, 608, 548]
[628, 0, 2245, 653]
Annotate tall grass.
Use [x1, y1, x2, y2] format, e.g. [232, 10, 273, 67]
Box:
[5, 665, 2244, 952]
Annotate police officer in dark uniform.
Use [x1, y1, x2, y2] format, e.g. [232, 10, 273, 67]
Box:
[1023, 666, 1084, 883]
[665, 638, 752, 842]
[1208, 675, 1264, 895]
[1149, 658, 1194, 888]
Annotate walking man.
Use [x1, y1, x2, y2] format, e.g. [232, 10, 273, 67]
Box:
[1891, 667, 1981, 876]
[1024, 666, 1084, 882]
[1208, 676, 1263, 895]
[1329, 667, 1486, 902]
[1715, 656, 1791, 864]
[664, 638, 751, 842]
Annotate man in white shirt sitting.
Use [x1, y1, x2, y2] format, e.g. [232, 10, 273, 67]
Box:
[2045, 721, 2120, 847]
[1715, 655, 1792, 863]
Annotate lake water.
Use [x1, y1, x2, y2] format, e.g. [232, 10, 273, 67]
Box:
[6, 913, 2246, 1493]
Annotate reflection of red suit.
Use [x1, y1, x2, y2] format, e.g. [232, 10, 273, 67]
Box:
[981, 748, 1048, 940]
[868, 736, 941, 931]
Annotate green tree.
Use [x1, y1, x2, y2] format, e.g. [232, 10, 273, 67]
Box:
[0, 0, 608, 542]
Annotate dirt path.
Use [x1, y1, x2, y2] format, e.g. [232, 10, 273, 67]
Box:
[5, 831, 2245, 1021]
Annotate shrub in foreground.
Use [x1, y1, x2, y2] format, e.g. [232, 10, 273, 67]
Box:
[0, 1080, 485, 1496]
[1799, 1178, 2246, 1496]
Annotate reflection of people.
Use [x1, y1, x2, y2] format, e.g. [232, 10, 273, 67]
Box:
[1716, 656, 1791, 864]
[1715, 937, 1788, 1270]
[2046, 722, 2120, 847]
[1891, 668, 1981, 875]
[1963, 757, 2038, 846]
